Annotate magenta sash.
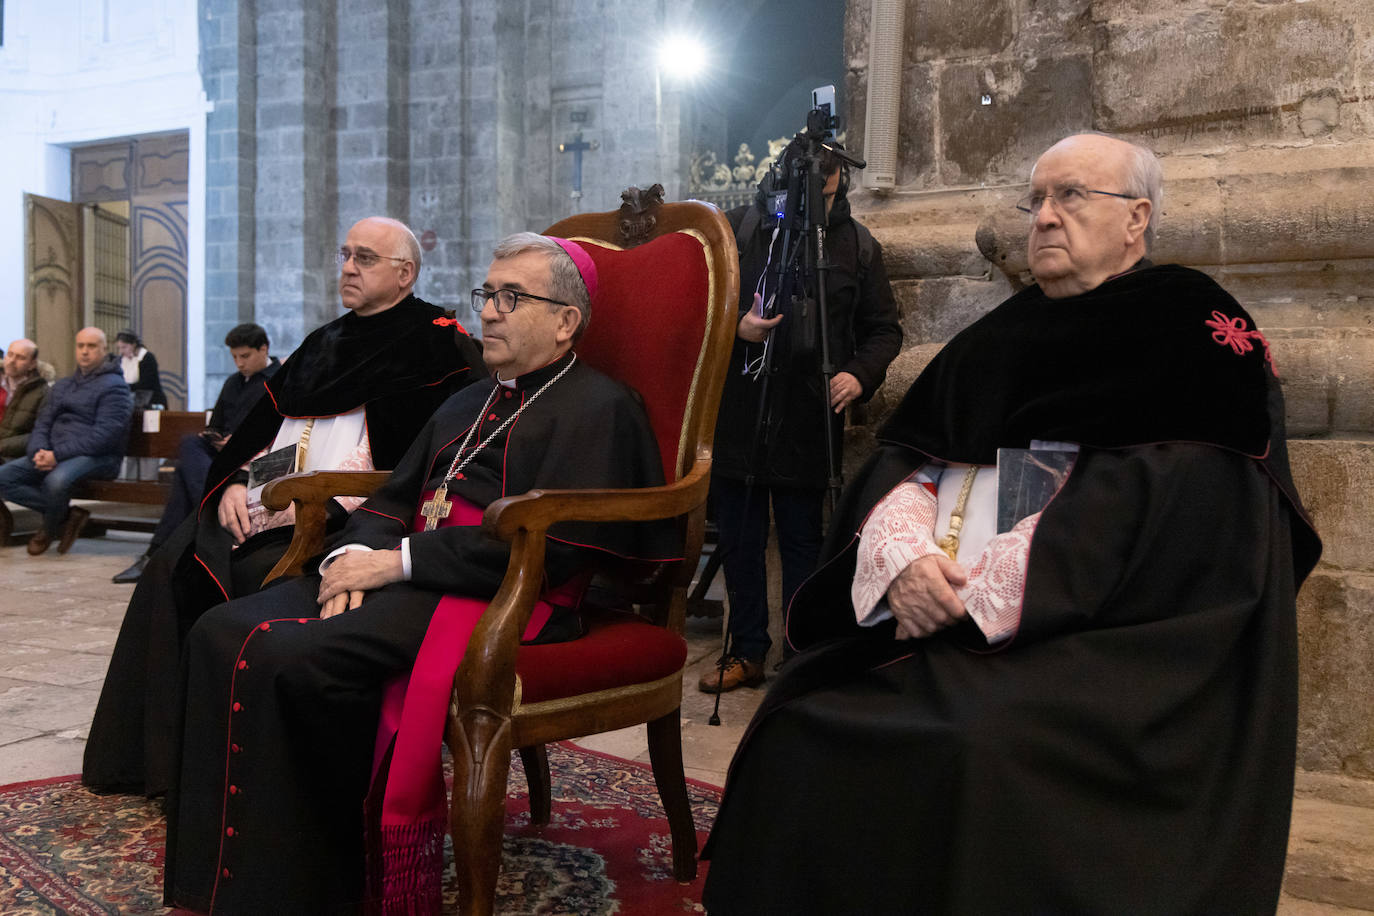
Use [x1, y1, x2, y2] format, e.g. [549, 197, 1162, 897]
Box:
[367, 493, 586, 914]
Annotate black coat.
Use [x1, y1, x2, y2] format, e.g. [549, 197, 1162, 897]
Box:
[711, 196, 902, 488]
[703, 265, 1320, 914]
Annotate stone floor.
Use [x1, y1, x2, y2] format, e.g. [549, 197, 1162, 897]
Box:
[0, 502, 1369, 912]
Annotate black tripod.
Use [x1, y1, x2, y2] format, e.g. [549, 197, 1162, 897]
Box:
[708, 120, 867, 724]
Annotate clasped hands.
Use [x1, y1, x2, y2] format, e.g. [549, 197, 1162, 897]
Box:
[888, 554, 968, 640]
[737, 293, 862, 413]
[316, 549, 405, 619]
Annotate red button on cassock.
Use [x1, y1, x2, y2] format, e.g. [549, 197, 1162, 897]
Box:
[229, 785, 238, 794]
[488, 413, 498, 421]
[231, 743, 241, 753]
[226, 827, 235, 837]
[258, 623, 271, 632]
[232, 702, 242, 712]
[222, 868, 232, 879]
[237, 660, 248, 670]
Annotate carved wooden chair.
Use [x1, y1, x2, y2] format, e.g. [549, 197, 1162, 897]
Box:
[261, 191, 738, 915]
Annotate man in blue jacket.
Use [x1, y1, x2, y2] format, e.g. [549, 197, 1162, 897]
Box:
[0, 326, 134, 554]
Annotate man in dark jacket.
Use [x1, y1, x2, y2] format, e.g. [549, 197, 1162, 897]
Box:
[0, 338, 49, 462]
[701, 143, 903, 692]
[0, 327, 133, 554]
[111, 322, 281, 583]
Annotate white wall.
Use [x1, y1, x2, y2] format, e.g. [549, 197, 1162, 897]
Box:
[0, 0, 210, 406]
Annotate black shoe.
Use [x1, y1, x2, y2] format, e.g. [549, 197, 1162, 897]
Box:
[113, 551, 151, 583]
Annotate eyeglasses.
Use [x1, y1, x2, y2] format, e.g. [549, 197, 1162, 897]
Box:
[1015, 185, 1139, 217]
[471, 287, 569, 314]
[337, 247, 410, 269]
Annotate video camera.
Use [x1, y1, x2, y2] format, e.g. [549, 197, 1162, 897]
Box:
[759, 85, 841, 224]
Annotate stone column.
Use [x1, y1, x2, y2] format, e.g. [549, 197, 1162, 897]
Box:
[200, 0, 257, 394]
[253, 0, 337, 352]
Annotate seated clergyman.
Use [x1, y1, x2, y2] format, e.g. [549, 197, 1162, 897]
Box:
[163, 233, 679, 914]
[700, 133, 1321, 915]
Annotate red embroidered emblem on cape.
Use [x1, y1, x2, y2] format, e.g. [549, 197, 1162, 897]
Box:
[1204, 310, 1278, 377]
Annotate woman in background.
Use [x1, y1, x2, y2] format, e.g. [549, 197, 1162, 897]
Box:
[115, 330, 167, 409]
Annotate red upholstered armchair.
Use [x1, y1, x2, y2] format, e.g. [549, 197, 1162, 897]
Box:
[261, 194, 738, 915]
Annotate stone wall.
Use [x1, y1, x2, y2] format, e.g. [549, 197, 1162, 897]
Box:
[843, 0, 1374, 777]
[197, 0, 700, 393]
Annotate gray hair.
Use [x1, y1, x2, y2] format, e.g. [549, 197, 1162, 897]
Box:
[1115, 139, 1163, 251]
[491, 232, 592, 340]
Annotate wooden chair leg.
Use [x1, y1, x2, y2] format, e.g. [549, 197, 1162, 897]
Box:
[646, 708, 698, 881]
[448, 710, 515, 916]
[519, 744, 552, 825]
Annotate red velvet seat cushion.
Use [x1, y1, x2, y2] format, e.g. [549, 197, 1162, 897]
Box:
[515, 609, 688, 705]
[571, 232, 712, 483]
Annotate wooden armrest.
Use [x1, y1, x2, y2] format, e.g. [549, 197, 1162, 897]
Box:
[259, 470, 392, 585]
[483, 454, 711, 540]
[453, 457, 712, 716]
[260, 470, 391, 511]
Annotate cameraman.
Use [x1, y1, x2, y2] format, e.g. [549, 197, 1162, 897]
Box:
[701, 141, 902, 692]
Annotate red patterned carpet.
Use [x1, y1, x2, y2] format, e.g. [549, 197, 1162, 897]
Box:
[0, 742, 720, 915]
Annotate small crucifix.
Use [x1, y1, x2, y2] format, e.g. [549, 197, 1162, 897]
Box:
[420, 485, 452, 532]
[558, 132, 599, 200]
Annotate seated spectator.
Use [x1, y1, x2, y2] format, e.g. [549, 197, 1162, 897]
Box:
[0, 338, 49, 464]
[112, 323, 281, 583]
[116, 330, 167, 409]
[0, 327, 133, 554]
[701, 134, 1322, 914]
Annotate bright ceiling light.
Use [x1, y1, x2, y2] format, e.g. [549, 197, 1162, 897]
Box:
[659, 34, 707, 80]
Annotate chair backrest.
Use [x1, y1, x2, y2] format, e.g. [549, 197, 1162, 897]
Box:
[545, 201, 738, 485]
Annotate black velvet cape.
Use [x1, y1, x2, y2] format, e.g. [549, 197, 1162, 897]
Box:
[163, 353, 680, 913]
[701, 265, 1320, 915]
[83, 294, 484, 797]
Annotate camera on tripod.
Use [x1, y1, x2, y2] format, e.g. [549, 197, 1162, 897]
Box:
[759, 85, 841, 224]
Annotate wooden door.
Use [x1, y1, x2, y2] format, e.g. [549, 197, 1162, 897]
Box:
[25, 194, 84, 379]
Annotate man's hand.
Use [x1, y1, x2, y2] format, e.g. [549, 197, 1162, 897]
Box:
[737, 292, 783, 343]
[888, 554, 969, 639]
[829, 371, 863, 414]
[218, 483, 252, 545]
[317, 550, 404, 618]
[32, 449, 56, 472]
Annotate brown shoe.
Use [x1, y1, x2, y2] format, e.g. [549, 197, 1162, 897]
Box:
[697, 655, 765, 693]
[0, 501, 12, 545]
[26, 528, 52, 556]
[57, 506, 91, 555]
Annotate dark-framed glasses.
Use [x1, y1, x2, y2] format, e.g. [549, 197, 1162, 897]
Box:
[337, 247, 409, 269]
[1015, 185, 1139, 217]
[471, 287, 569, 314]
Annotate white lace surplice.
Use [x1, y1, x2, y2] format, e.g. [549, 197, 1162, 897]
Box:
[245, 409, 375, 535]
[852, 464, 1033, 644]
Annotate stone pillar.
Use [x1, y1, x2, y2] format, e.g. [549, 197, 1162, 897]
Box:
[407, 0, 469, 320]
[253, 0, 336, 352]
[335, 0, 409, 239]
[200, 0, 257, 394]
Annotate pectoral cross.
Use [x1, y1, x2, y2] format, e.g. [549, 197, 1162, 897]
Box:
[558, 132, 598, 200]
[420, 485, 452, 532]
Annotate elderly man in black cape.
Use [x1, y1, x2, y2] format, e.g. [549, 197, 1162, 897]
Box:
[701, 134, 1322, 914]
[83, 216, 484, 798]
[161, 232, 679, 914]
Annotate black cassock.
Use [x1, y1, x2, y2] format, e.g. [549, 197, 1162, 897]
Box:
[701, 265, 1322, 915]
[83, 295, 484, 797]
[163, 352, 678, 914]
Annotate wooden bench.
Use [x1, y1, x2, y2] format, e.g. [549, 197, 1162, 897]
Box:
[70, 410, 209, 532]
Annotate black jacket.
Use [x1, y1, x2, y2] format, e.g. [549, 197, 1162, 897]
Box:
[712, 195, 902, 488]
